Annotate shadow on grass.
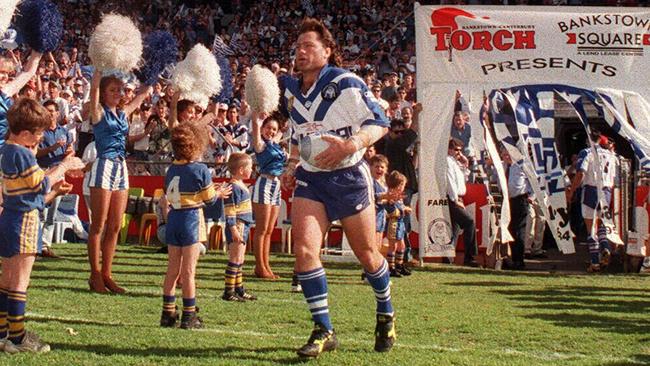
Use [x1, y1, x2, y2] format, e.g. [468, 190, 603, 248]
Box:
[490, 286, 650, 335]
[417, 265, 572, 278]
[49, 343, 308, 364]
[524, 312, 650, 335]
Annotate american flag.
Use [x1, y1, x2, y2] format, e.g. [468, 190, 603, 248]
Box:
[212, 35, 234, 57]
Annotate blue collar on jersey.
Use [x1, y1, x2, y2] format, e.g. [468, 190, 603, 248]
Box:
[297, 64, 334, 103]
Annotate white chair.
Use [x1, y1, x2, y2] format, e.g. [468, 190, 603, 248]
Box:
[52, 194, 82, 243]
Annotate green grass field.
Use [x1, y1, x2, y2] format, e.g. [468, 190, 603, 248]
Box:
[2, 243, 650, 365]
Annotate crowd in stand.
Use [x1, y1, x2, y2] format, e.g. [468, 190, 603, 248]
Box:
[1, 0, 420, 177]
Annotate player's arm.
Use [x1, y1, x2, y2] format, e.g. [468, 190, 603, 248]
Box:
[280, 142, 299, 191]
[1, 50, 42, 97]
[566, 170, 584, 202]
[567, 152, 589, 200]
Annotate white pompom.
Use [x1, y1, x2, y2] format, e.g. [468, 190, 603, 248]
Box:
[0, 0, 20, 35]
[245, 64, 280, 114]
[88, 13, 142, 72]
[171, 44, 221, 103]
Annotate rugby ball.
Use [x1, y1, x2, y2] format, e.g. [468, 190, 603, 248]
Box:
[299, 132, 355, 170]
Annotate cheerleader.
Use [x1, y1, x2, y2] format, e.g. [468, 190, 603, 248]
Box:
[250, 111, 286, 279]
[86, 69, 152, 293]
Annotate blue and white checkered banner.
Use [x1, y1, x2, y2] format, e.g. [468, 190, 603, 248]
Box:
[497, 89, 575, 254]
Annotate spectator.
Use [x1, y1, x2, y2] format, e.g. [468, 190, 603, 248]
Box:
[37, 100, 73, 169]
[218, 103, 249, 162]
[129, 103, 155, 161]
[380, 71, 399, 102]
[381, 118, 419, 261]
[45, 82, 69, 124]
[501, 147, 532, 271]
[450, 111, 473, 159]
[371, 83, 389, 113]
[446, 138, 478, 267]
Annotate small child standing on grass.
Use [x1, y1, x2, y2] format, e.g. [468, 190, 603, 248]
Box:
[160, 124, 231, 329]
[361, 154, 391, 282]
[0, 98, 82, 353]
[222, 152, 256, 301]
[385, 171, 412, 278]
[370, 155, 390, 252]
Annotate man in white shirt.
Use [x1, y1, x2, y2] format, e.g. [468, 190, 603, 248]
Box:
[447, 138, 477, 266]
[501, 147, 532, 270]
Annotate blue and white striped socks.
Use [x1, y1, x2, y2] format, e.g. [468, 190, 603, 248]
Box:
[365, 260, 394, 317]
[597, 225, 610, 252]
[297, 267, 333, 331]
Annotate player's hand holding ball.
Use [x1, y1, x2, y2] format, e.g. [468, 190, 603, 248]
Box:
[300, 132, 356, 171]
[313, 134, 356, 170]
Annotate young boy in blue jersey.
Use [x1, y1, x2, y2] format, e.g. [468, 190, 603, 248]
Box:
[161, 123, 231, 329]
[360, 154, 391, 282]
[370, 155, 390, 252]
[222, 152, 256, 301]
[0, 98, 81, 353]
[384, 171, 412, 277]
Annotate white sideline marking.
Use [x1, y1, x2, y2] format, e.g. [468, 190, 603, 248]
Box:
[27, 313, 126, 326]
[26, 312, 640, 363]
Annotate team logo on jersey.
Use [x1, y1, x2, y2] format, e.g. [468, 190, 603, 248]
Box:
[287, 96, 294, 113]
[321, 83, 339, 101]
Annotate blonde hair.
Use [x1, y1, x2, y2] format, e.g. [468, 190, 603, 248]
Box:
[369, 154, 389, 167]
[227, 152, 252, 174]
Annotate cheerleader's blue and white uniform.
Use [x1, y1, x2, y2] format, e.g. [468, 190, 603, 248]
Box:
[252, 139, 285, 206]
[88, 105, 129, 190]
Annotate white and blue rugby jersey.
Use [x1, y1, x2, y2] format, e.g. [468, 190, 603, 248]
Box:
[578, 146, 618, 188]
[279, 65, 389, 172]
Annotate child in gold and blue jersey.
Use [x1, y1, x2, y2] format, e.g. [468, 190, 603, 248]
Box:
[0, 98, 82, 353]
[385, 171, 412, 278]
[161, 124, 231, 329]
[222, 152, 256, 301]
